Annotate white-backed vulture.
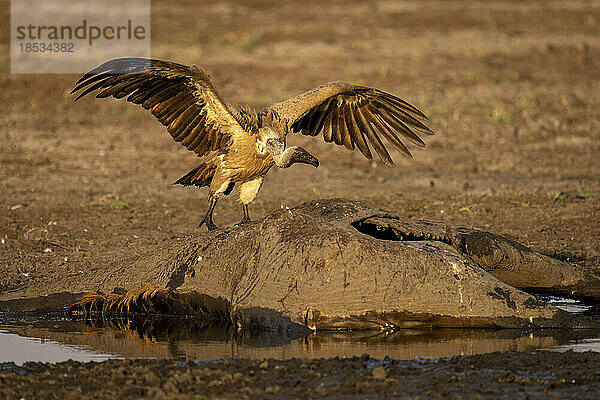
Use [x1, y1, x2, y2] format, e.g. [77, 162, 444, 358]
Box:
[71, 58, 434, 230]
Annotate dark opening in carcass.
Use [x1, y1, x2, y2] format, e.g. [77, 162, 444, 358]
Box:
[351, 217, 452, 244]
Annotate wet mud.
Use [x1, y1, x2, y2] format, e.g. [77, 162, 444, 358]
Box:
[66, 199, 600, 330]
[2, 351, 600, 399]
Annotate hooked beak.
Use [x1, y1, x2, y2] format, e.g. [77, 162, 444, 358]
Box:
[289, 147, 319, 168]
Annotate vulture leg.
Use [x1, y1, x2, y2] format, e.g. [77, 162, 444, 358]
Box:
[198, 194, 218, 230]
[237, 177, 264, 225]
[240, 204, 251, 225]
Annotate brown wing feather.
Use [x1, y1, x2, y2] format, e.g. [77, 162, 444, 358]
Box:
[323, 105, 335, 143]
[345, 107, 372, 160]
[265, 81, 433, 164]
[71, 57, 248, 157]
[337, 109, 354, 151]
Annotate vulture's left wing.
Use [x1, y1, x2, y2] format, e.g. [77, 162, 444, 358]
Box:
[265, 81, 433, 164]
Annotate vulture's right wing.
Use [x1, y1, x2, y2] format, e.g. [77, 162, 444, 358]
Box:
[265, 81, 433, 164]
[71, 58, 247, 157]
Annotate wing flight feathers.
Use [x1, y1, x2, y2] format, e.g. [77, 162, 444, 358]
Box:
[71, 57, 246, 157]
[265, 81, 433, 163]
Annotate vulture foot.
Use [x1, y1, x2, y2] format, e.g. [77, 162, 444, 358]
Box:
[198, 215, 218, 231]
[198, 195, 218, 230]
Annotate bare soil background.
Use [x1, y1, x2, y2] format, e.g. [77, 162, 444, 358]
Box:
[1, 0, 599, 397]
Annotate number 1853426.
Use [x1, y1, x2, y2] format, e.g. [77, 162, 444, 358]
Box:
[19, 42, 74, 53]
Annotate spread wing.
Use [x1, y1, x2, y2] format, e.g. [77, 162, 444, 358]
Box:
[71, 58, 249, 157]
[265, 81, 433, 163]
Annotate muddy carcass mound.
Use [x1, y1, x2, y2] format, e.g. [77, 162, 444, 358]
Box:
[61, 198, 598, 331]
[3, 199, 599, 331]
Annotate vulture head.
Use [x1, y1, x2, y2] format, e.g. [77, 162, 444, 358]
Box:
[265, 138, 319, 169]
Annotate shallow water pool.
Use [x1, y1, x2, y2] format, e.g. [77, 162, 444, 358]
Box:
[1, 296, 598, 365]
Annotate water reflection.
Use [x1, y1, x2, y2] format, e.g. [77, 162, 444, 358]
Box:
[535, 294, 600, 317]
[1, 314, 599, 365]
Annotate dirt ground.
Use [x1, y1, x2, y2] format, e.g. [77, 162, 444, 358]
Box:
[1, 0, 600, 397]
[1, 351, 599, 399]
[1, 0, 600, 292]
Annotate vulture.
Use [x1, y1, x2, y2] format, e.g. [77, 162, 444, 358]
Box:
[72, 58, 433, 230]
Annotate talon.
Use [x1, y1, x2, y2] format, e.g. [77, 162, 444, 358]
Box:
[198, 194, 219, 230]
[198, 217, 218, 230]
